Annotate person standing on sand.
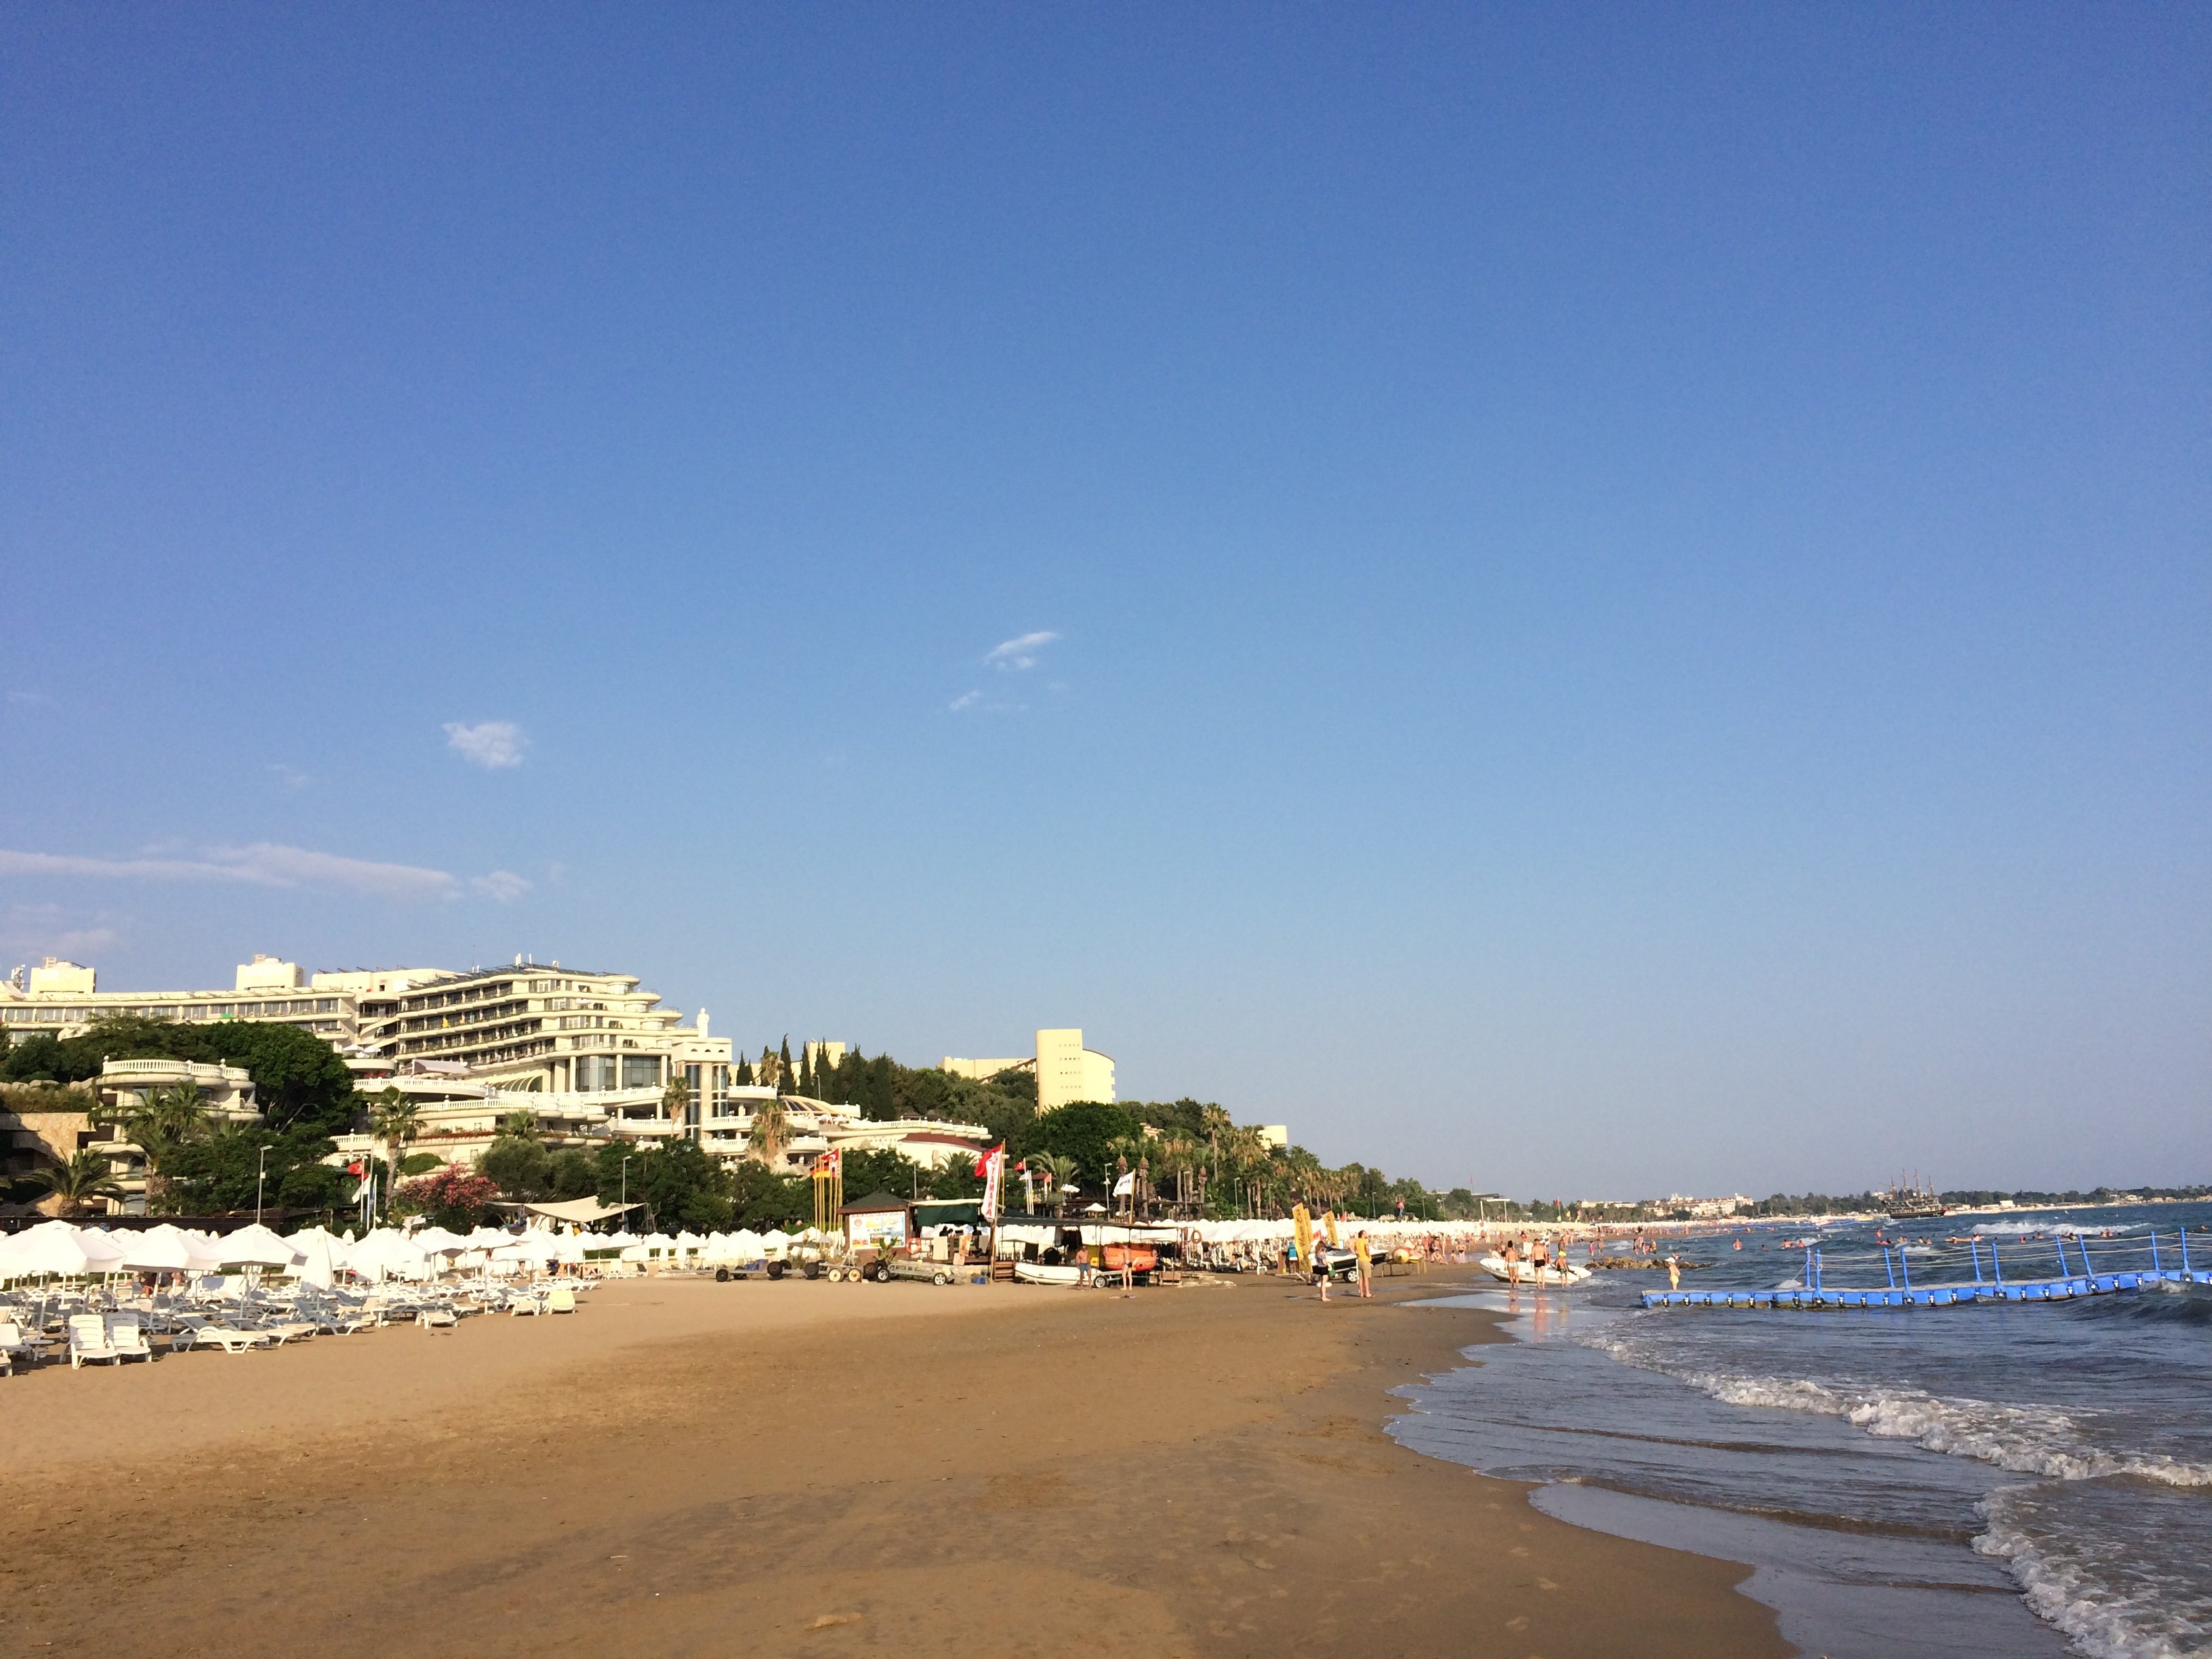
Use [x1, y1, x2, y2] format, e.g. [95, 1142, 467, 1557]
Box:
[1353, 1229, 1373, 1298]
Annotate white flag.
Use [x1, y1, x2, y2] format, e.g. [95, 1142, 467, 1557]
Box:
[1112, 1170, 1135, 1197]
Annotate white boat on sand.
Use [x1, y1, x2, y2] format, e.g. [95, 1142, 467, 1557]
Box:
[1475, 1252, 1594, 1288]
[1013, 1261, 1084, 1286]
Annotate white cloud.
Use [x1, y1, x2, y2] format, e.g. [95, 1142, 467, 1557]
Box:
[470, 869, 531, 903]
[949, 689, 984, 712]
[0, 842, 499, 902]
[267, 764, 310, 792]
[0, 904, 121, 960]
[444, 720, 526, 769]
[984, 630, 1059, 670]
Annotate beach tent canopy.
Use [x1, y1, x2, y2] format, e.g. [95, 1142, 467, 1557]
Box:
[518, 1197, 644, 1226]
[914, 1200, 982, 1227]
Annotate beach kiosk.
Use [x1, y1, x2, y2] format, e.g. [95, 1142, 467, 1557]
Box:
[838, 1191, 913, 1276]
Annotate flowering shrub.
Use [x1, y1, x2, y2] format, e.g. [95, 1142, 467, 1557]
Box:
[393, 1164, 501, 1230]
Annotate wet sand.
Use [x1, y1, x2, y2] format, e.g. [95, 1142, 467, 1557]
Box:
[0, 1272, 1787, 1657]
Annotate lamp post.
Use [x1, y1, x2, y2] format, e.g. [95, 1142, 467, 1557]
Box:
[255, 1144, 272, 1225]
[621, 1153, 633, 1208]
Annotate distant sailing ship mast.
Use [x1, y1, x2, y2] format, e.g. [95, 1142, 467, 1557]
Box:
[1884, 1170, 1947, 1220]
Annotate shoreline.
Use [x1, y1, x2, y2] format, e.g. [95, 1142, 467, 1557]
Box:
[1, 1272, 1786, 1656]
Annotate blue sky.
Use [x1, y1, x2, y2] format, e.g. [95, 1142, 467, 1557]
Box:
[3, 6, 2205, 1199]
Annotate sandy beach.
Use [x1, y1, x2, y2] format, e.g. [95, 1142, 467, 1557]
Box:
[0, 1273, 1786, 1658]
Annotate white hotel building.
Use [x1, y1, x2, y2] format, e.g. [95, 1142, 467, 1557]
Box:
[2, 954, 992, 1184]
[941, 1027, 1115, 1111]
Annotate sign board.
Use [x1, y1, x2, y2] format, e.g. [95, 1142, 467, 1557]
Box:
[846, 1209, 909, 1250]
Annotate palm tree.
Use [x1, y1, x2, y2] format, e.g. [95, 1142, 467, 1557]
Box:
[369, 1086, 421, 1212]
[1154, 1136, 1200, 1212]
[112, 1081, 209, 1214]
[501, 1107, 541, 1140]
[28, 1150, 126, 1218]
[1032, 1152, 1078, 1215]
[746, 1097, 792, 1168]
[659, 1075, 692, 1135]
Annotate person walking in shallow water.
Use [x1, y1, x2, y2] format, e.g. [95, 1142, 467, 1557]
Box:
[1666, 1254, 1681, 1292]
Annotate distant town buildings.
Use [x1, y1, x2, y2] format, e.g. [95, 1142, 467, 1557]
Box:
[942, 1027, 1115, 1111]
[1663, 1192, 1755, 1218]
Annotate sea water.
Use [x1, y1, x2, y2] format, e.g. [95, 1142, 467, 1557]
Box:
[1387, 1200, 2212, 1659]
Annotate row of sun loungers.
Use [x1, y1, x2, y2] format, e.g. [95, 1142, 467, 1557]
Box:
[0, 1278, 587, 1370]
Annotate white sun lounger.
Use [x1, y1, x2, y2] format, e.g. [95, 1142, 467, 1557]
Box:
[417, 1307, 459, 1330]
[105, 1315, 156, 1363]
[68, 1313, 121, 1368]
[545, 1286, 577, 1313]
[178, 1324, 276, 1355]
[0, 1319, 37, 1374]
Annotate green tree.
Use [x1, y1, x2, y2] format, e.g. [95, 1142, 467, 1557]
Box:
[606, 1140, 733, 1232]
[367, 1087, 420, 1213]
[1028, 1152, 1078, 1214]
[660, 1073, 692, 1132]
[1028, 1101, 1143, 1184]
[202, 1021, 356, 1132]
[480, 1134, 553, 1199]
[26, 1149, 125, 1216]
[112, 1082, 210, 1213]
[746, 1098, 793, 1166]
[0, 1017, 354, 1132]
[165, 1124, 348, 1216]
[727, 1161, 809, 1229]
[548, 1147, 600, 1199]
[501, 1107, 541, 1140]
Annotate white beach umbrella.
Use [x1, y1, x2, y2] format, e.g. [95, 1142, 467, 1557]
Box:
[463, 1226, 512, 1251]
[73, 1227, 137, 1272]
[5, 1225, 102, 1277]
[294, 1231, 338, 1290]
[110, 1230, 194, 1273]
[285, 1223, 342, 1258]
[411, 1226, 471, 1255]
[348, 1229, 430, 1282]
[215, 1224, 304, 1269]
